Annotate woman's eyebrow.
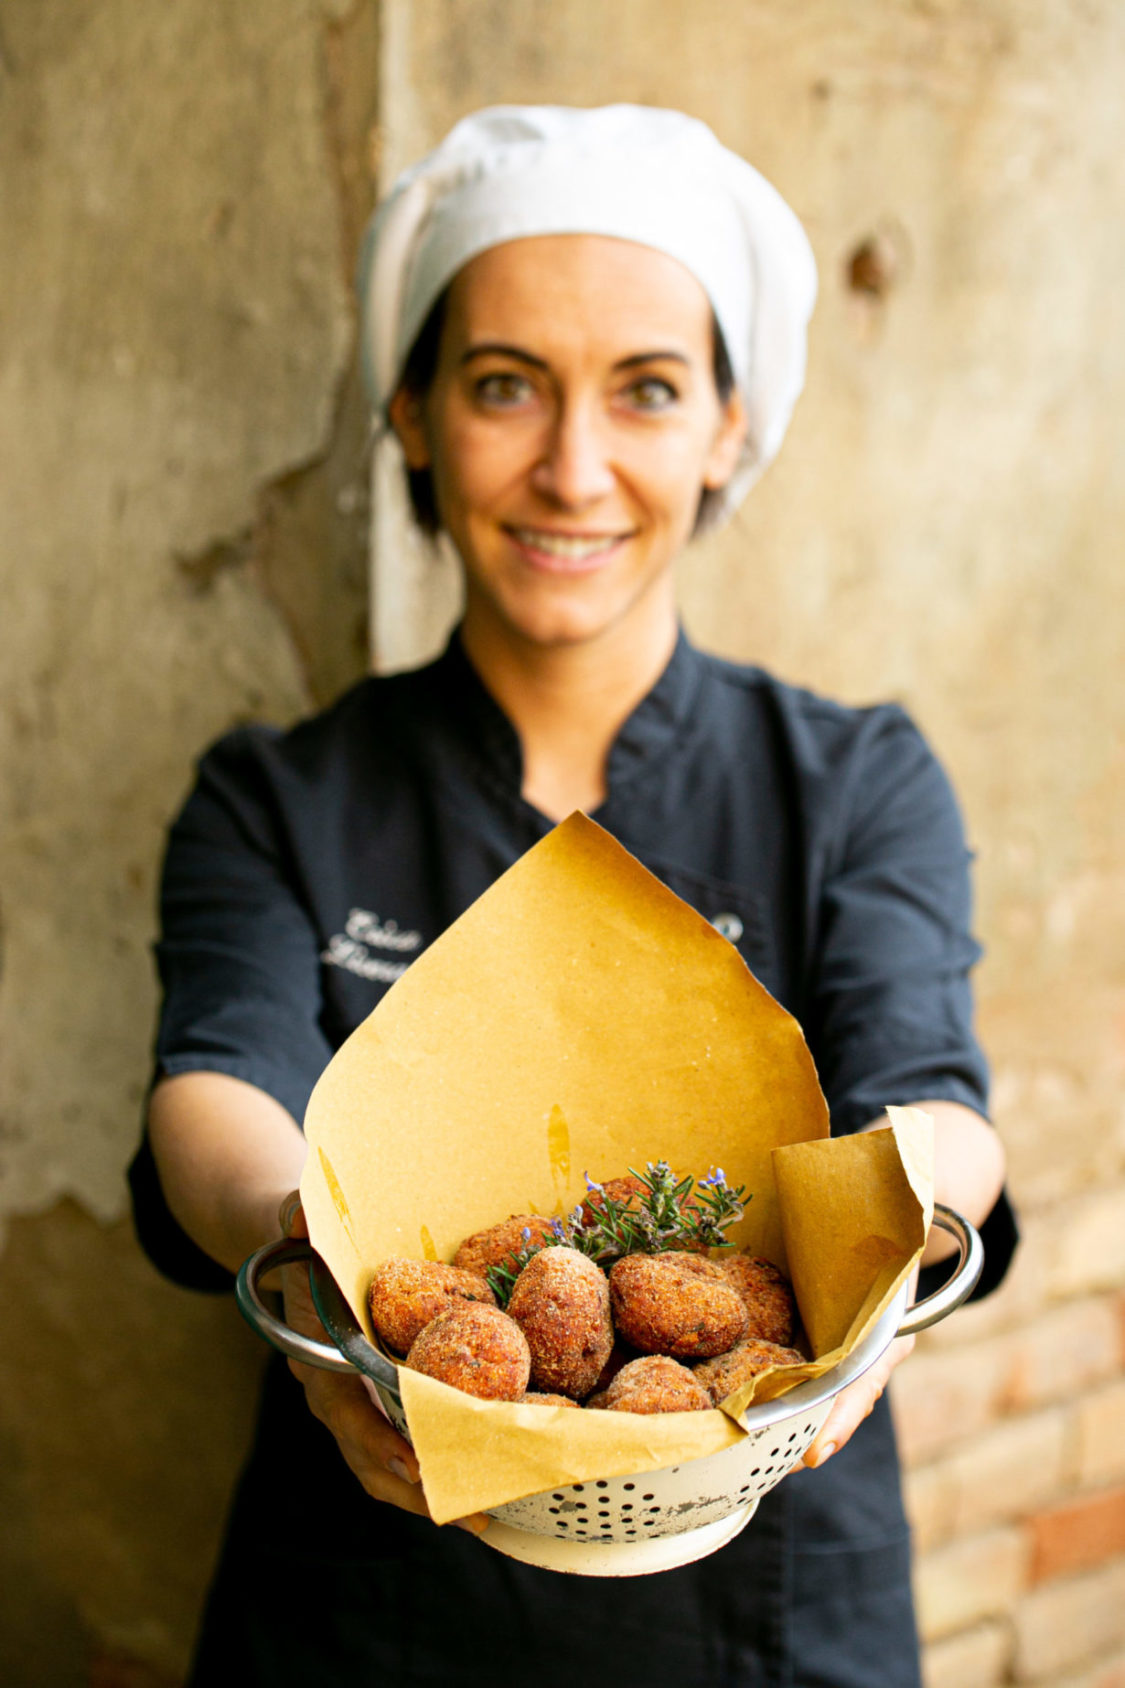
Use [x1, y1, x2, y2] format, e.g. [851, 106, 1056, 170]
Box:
[613, 351, 690, 370]
[459, 344, 691, 371]
[460, 343, 548, 370]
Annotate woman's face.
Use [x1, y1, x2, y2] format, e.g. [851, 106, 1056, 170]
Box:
[390, 235, 746, 655]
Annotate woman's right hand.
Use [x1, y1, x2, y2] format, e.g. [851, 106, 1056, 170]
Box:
[278, 1193, 489, 1535]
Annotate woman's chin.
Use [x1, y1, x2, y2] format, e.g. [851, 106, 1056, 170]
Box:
[458, 547, 680, 656]
[505, 610, 621, 651]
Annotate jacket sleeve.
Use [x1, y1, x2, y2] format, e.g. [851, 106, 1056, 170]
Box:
[129, 728, 333, 1290]
[805, 704, 1016, 1298]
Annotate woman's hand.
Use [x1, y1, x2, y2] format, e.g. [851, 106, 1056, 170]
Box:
[802, 1100, 1006, 1470]
[278, 1193, 489, 1535]
[801, 1328, 915, 1469]
[801, 1256, 920, 1470]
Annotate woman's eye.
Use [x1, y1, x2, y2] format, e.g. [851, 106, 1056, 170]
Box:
[474, 372, 534, 406]
[624, 376, 678, 411]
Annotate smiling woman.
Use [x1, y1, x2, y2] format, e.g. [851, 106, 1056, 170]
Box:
[388, 237, 746, 683]
[378, 234, 753, 819]
[133, 102, 1015, 1688]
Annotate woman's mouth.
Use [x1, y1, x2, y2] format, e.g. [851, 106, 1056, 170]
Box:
[506, 526, 632, 570]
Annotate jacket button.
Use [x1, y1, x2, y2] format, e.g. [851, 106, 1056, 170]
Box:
[712, 912, 744, 942]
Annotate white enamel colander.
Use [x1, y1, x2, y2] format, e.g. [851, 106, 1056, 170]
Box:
[237, 1204, 981, 1576]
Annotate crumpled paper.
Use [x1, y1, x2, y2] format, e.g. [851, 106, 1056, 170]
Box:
[299, 814, 931, 1523]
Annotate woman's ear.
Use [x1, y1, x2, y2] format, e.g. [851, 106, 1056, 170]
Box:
[388, 386, 432, 470]
[702, 393, 749, 491]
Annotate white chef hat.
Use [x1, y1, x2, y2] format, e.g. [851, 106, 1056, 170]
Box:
[357, 104, 817, 527]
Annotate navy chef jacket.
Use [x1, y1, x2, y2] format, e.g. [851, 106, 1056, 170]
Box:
[131, 631, 1016, 1688]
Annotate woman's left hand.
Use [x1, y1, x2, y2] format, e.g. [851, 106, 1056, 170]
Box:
[801, 1099, 1005, 1472]
[801, 1254, 920, 1470]
[800, 1328, 915, 1469]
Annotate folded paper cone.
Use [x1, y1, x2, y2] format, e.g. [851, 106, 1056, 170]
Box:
[299, 814, 932, 1523]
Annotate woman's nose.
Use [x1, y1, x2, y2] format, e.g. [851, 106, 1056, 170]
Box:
[529, 401, 617, 508]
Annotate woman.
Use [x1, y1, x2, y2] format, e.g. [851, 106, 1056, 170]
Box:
[131, 106, 1014, 1687]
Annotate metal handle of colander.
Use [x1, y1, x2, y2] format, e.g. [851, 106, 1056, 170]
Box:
[236, 1237, 355, 1373]
[896, 1202, 984, 1336]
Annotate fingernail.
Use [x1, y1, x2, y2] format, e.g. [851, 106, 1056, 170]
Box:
[812, 1442, 837, 1468]
[386, 1456, 418, 1485]
[455, 1516, 490, 1536]
[278, 1192, 302, 1235]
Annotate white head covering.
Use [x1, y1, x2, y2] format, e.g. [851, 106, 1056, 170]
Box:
[358, 104, 817, 526]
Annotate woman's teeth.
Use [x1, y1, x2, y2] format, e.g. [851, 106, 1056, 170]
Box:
[512, 529, 621, 560]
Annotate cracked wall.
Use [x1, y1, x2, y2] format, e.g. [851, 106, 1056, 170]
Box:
[0, 2, 379, 1679]
[2, 1, 1124, 1683]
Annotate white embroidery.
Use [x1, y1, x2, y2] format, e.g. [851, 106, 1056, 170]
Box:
[344, 908, 421, 952]
[322, 908, 423, 983]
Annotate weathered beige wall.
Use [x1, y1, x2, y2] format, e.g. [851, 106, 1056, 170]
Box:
[2, 1, 1123, 1684]
[0, 2, 379, 1680]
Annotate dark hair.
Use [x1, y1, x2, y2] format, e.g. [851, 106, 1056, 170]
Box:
[393, 291, 450, 537]
[390, 289, 737, 538]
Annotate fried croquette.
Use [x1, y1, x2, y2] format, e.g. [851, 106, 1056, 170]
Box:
[367, 1257, 497, 1355]
[588, 1342, 633, 1397]
[507, 1246, 614, 1398]
[404, 1303, 530, 1400]
[718, 1253, 797, 1345]
[692, 1337, 806, 1405]
[452, 1214, 557, 1279]
[609, 1251, 748, 1360]
[579, 1173, 649, 1225]
[593, 1354, 712, 1414]
[521, 1392, 580, 1408]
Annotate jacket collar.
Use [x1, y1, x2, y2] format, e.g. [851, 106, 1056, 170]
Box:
[434, 626, 705, 807]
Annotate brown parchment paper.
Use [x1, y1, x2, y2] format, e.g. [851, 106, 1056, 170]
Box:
[714, 1105, 933, 1420]
[299, 814, 933, 1524]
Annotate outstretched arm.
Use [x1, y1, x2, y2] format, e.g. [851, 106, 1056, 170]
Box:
[802, 1097, 1006, 1469]
[148, 1070, 306, 1273]
[910, 1098, 1006, 1267]
[147, 1070, 487, 1534]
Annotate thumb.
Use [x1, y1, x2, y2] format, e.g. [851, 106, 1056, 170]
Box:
[279, 1190, 308, 1239]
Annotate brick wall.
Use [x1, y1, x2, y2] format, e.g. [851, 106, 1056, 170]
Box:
[897, 1184, 1125, 1686]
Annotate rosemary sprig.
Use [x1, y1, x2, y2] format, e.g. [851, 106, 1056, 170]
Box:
[485, 1227, 545, 1308]
[481, 1165, 750, 1304]
[553, 1161, 748, 1267]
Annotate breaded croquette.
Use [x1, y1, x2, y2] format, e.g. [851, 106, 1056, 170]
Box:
[587, 1341, 633, 1397]
[718, 1252, 797, 1346]
[452, 1214, 557, 1279]
[507, 1245, 614, 1398]
[609, 1251, 748, 1360]
[520, 1391, 581, 1408]
[593, 1354, 712, 1414]
[692, 1336, 805, 1405]
[579, 1173, 649, 1225]
[405, 1303, 530, 1400]
[367, 1257, 496, 1355]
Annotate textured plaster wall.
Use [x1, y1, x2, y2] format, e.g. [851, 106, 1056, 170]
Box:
[0, 2, 379, 1680]
[2, 1, 1123, 1684]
